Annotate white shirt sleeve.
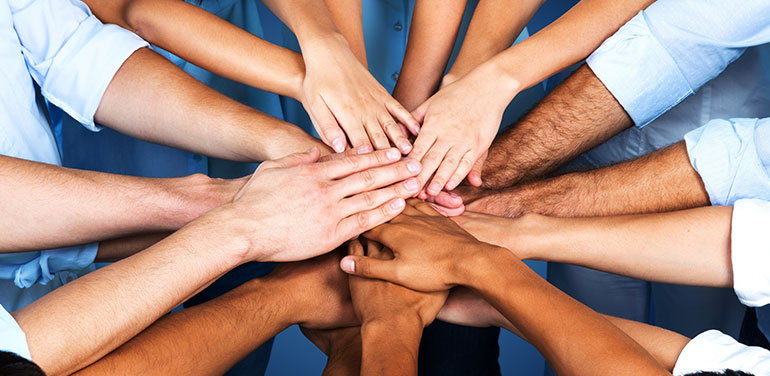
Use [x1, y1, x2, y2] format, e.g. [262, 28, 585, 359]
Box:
[9, 0, 148, 130]
[586, 0, 770, 127]
[731, 199, 770, 307]
[674, 330, 770, 376]
[0, 304, 30, 360]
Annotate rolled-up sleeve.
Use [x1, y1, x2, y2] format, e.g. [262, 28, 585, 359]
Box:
[0, 243, 98, 289]
[9, 0, 148, 130]
[684, 118, 770, 206]
[730, 199, 770, 307]
[0, 304, 30, 360]
[674, 330, 770, 376]
[587, 0, 770, 127]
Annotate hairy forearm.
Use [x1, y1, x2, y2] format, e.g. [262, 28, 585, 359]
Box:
[0, 155, 235, 252]
[360, 317, 422, 376]
[482, 65, 632, 188]
[475, 142, 710, 218]
[14, 209, 249, 376]
[509, 207, 734, 287]
[445, 0, 542, 82]
[322, 335, 362, 376]
[75, 275, 291, 376]
[96, 48, 326, 163]
[392, 0, 467, 111]
[84, 0, 305, 100]
[467, 248, 667, 376]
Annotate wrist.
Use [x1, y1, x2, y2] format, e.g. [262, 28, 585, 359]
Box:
[193, 204, 258, 263]
[458, 244, 512, 290]
[362, 317, 422, 358]
[481, 57, 524, 106]
[158, 174, 237, 229]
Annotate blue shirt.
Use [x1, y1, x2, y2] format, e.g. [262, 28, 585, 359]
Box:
[0, 0, 147, 309]
[586, 0, 770, 128]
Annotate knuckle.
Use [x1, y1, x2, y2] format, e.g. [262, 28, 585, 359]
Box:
[356, 211, 370, 228]
[342, 155, 360, 170]
[360, 190, 376, 207]
[359, 170, 376, 189]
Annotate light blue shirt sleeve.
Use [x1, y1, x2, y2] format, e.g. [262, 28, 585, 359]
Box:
[0, 243, 98, 289]
[0, 304, 30, 360]
[587, 0, 770, 127]
[684, 118, 770, 206]
[9, 0, 148, 130]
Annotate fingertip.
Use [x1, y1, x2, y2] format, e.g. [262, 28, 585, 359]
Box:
[390, 197, 406, 211]
[468, 171, 482, 187]
[332, 137, 347, 153]
[340, 257, 356, 274]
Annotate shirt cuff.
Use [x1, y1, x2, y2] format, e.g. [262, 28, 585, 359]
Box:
[674, 330, 770, 376]
[684, 118, 770, 206]
[13, 243, 98, 288]
[731, 199, 770, 307]
[586, 12, 693, 128]
[40, 16, 148, 131]
[0, 304, 30, 360]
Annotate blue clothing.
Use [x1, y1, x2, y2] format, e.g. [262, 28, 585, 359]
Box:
[586, 1, 770, 127]
[0, 0, 146, 310]
[0, 304, 29, 360]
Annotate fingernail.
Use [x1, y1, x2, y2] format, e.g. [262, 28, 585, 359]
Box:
[332, 138, 346, 153]
[406, 159, 421, 173]
[412, 125, 421, 134]
[470, 171, 480, 179]
[391, 198, 405, 210]
[428, 182, 441, 195]
[447, 179, 458, 189]
[386, 148, 400, 161]
[449, 191, 459, 198]
[358, 145, 373, 154]
[404, 178, 419, 191]
[340, 258, 355, 273]
[398, 141, 412, 153]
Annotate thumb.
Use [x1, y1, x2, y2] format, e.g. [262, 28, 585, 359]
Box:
[411, 101, 429, 129]
[339, 255, 396, 280]
[467, 151, 487, 187]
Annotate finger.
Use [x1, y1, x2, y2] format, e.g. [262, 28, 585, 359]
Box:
[259, 147, 321, 171]
[348, 238, 365, 256]
[414, 144, 446, 194]
[335, 158, 422, 197]
[340, 177, 420, 216]
[319, 145, 373, 163]
[411, 199, 443, 216]
[408, 130, 436, 162]
[310, 100, 347, 153]
[337, 113, 371, 150]
[365, 239, 390, 260]
[428, 190, 463, 209]
[385, 99, 420, 136]
[381, 114, 412, 154]
[322, 147, 404, 179]
[429, 202, 466, 217]
[427, 148, 466, 196]
[339, 255, 397, 281]
[364, 114, 391, 150]
[336, 198, 406, 241]
[445, 151, 477, 191]
[467, 151, 486, 187]
[411, 101, 429, 130]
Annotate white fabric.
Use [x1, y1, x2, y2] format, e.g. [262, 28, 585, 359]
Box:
[674, 330, 770, 376]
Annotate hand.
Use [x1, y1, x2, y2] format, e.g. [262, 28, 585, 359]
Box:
[408, 64, 519, 196]
[437, 287, 509, 329]
[229, 147, 423, 262]
[341, 200, 506, 292]
[301, 35, 420, 154]
[450, 211, 519, 251]
[348, 238, 447, 328]
[424, 190, 465, 217]
[265, 249, 357, 329]
[301, 326, 362, 376]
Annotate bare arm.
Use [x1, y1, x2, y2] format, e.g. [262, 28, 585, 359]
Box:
[391, 0, 467, 111]
[468, 142, 710, 218]
[83, 0, 305, 100]
[95, 48, 325, 162]
[442, 0, 543, 86]
[75, 253, 355, 376]
[0, 155, 238, 252]
[323, 0, 367, 65]
[94, 233, 169, 263]
[455, 205, 734, 287]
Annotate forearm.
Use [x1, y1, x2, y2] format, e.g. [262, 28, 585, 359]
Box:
[261, 0, 342, 48]
[467, 247, 667, 375]
[476, 142, 710, 218]
[323, 0, 367, 66]
[509, 207, 734, 287]
[13, 209, 248, 376]
[0, 155, 234, 252]
[604, 316, 689, 372]
[74, 275, 291, 376]
[444, 0, 542, 83]
[96, 48, 326, 163]
[481, 65, 632, 188]
[322, 334, 362, 376]
[392, 0, 467, 111]
[360, 317, 422, 376]
[84, 0, 305, 100]
[95, 233, 169, 263]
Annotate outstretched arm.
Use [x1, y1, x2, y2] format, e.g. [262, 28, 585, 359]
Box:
[75, 252, 355, 375]
[83, 0, 305, 100]
[0, 155, 239, 253]
[454, 205, 734, 291]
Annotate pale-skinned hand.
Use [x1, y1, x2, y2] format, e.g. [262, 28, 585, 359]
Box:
[229, 147, 423, 262]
